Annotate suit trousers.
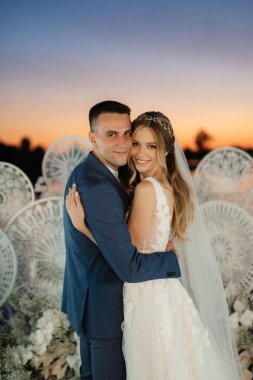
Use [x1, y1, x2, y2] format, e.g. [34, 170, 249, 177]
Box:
[79, 329, 126, 380]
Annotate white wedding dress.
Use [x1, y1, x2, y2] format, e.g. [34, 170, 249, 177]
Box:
[122, 177, 235, 380]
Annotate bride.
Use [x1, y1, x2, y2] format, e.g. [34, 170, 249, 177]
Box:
[66, 111, 241, 379]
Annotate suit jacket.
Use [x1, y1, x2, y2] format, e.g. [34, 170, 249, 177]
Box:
[61, 152, 181, 338]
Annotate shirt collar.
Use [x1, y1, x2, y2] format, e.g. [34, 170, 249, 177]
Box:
[105, 164, 119, 180]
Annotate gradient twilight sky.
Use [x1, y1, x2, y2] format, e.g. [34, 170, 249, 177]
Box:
[0, 0, 252, 150]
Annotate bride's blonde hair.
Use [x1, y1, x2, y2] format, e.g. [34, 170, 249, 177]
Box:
[128, 112, 194, 241]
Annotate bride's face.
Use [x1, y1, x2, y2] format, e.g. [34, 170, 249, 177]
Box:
[131, 126, 162, 177]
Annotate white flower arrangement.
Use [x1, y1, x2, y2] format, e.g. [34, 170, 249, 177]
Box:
[1, 288, 252, 379]
[228, 291, 253, 380]
[0, 293, 80, 379]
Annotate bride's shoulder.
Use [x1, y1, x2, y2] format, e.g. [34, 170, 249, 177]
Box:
[131, 180, 156, 212]
[134, 180, 156, 199]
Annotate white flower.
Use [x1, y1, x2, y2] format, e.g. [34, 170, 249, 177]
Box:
[17, 344, 34, 365]
[224, 283, 236, 304]
[233, 299, 247, 313]
[36, 311, 56, 347]
[30, 354, 41, 369]
[66, 335, 80, 374]
[37, 308, 68, 332]
[41, 321, 54, 345]
[30, 329, 44, 345]
[35, 342, 47, 356]
[66, 351, 81, 374]
[66, 353, 78, 369]
[27, 308, 70, 358]
[240, 310, 253, 327]
[30, 329, 48, 355]
[230, 312, 239, 329]
[37, 315, 49, 329]
[37, 311, 56, 331]
[71, 331, 79, 343]
[239, 350, 251, 370]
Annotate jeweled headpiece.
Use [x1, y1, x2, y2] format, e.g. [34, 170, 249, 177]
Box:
[136, 112, 174, 138]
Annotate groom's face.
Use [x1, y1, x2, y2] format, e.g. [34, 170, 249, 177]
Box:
[89, 112, 132, 170]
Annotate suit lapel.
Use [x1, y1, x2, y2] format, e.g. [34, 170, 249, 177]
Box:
[85, 152, 130, 202]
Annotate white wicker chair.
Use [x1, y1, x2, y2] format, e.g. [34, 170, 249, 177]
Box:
[0, 229, 17, 306]
[5, 197, 64, 305]
[0, 162, 35, 228]
[201, 200, 253, 295]
[42, 135, 92, 196]
[194, 147, 253, 215]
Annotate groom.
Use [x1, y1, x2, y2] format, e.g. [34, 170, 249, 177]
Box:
[61, 100, 181, 380]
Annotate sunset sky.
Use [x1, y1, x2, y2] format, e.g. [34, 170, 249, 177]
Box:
[0, 0, 252, 150]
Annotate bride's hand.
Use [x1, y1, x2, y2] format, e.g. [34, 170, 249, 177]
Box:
[66, 184, 86, 233]
[166, 241, 180, 260]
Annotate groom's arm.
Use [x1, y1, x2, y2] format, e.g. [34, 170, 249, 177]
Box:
[82, 181, 181, 283]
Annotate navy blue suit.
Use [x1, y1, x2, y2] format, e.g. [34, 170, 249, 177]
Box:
[61, 152, 181, 379]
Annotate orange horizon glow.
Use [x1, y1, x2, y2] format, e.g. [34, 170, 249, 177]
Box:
[1, 106, 252, 152]
[1, 124, 252, 152]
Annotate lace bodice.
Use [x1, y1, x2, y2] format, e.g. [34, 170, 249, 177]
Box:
[138, 177, 174, 253]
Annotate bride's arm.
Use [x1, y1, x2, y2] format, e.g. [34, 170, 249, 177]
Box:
[128, 181, 178, 256]
[127, 181, 156, 247]
[66, 181, 156, 248]
[67, 182, 177, 254]
[66, 184, 96, 244]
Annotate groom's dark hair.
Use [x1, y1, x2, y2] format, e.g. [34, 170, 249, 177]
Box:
[89, 100, 131, 131]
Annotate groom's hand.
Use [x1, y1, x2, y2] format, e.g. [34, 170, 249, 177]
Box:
[166, 241, 179, 260]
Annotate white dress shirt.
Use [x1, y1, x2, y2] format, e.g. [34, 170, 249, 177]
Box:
[105, 164, 119, 180]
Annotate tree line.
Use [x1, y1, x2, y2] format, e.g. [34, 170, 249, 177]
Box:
[0, 132, 252, 184]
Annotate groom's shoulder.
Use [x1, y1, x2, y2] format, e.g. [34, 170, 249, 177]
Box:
[71, 159, 89, 177]
[69, 153, 99, 178]
[69, 160, 114, 190]
[66, 159, 88, 184]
